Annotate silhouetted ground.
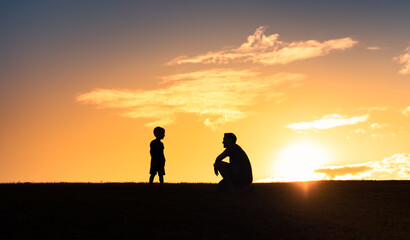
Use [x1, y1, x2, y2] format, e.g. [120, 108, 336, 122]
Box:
[1, 181, 409, 240]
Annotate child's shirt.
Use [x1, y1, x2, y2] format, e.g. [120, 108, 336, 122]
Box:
[150, 139, 165, 165]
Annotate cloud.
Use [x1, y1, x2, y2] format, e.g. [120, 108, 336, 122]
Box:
[315, 165, 373, 179]
[168, 26, 358, 66]
[314, 154, 410, 180]
[394, 45, 410, 75]
[76, 69, 304, 128]
[402, 106, 410, 116]
[370, 123, 389, 129]
[286, 114, 369, 131]
[353, 129, 366, 134]
[366, 46, 381, 51]
[358, 106, 388, 112]
[257, 153, 410, 182]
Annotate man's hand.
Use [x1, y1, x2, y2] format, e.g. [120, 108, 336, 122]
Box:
[214, 163, 219, 176]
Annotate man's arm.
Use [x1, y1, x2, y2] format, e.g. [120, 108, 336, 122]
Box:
[215, 150, 228, 163]
[214, 149, 229, 176]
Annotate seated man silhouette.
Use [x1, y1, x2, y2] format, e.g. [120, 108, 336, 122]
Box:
[214, 133, 253, 192]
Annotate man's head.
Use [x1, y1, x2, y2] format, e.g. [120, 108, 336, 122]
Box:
[153, 126, 165, 139]
[223, 133, 237, 148]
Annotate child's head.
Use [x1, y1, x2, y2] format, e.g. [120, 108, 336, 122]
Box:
[153, 126, 165, 139]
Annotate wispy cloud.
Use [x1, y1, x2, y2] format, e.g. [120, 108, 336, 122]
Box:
[402, 106, 410, 116]
[346, 106, 410, 138]
[286, 114, 369, 131]
[358, 106, 388, 112]
[315, 154, 410, 180]
[370, 123, 389, 129]
[76, 69, 304, 128]
[168, 26, 358, 66]
[353, 129, 366, 134]
[366, 46, 381, 51]
[394, 45, 410, 75]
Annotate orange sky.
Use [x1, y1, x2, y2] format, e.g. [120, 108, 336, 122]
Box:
[1, 1, 409, 183]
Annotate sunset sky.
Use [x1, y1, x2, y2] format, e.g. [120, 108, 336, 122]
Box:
[1, 0, 409, 183]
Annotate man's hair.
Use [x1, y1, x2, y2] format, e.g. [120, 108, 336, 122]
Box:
[224, 133, 237, 143]
[153, 126, 165, 137]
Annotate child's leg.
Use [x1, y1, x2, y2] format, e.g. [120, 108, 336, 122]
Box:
[149, 174, 155, 183]
[159, 174, 164, 184]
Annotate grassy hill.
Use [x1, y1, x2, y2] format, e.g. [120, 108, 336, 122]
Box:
[1, 181, 409, 239]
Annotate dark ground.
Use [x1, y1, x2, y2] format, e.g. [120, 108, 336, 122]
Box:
[0, 181, 409, 240]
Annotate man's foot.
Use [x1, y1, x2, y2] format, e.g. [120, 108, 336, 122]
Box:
[217, 179, 228, 192]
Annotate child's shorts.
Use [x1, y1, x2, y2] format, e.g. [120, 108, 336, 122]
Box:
[150, 161, 165, 175]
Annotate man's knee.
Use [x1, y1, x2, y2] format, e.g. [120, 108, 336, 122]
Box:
[214, 161, 229, 171]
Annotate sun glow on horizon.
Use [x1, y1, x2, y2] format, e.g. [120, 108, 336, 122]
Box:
[275, 141, 330, 182]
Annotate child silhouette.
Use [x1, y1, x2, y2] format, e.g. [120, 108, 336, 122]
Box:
[149, 127, 166, 184]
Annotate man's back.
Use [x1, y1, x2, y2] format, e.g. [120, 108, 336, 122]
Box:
[226, 144, 253, 184]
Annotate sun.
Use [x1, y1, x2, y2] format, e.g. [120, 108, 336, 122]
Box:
[276, 141, 330, 181]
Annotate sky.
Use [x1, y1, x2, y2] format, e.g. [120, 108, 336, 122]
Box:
[1, 0, 409, 183]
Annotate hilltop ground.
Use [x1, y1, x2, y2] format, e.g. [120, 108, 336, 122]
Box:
[1, 181, 409, 240]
